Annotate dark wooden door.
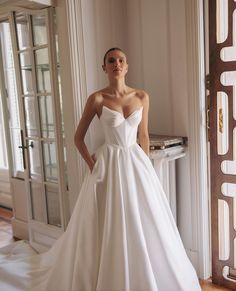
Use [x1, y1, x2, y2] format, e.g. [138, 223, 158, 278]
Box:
[209, 0, 236, 289]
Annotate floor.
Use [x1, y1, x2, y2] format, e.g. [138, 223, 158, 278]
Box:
[0, 206, 18, 248]
[0, 207, 234, 290]
[199, 278, 233, 291]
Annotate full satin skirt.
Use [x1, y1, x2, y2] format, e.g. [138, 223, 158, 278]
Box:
[0, 143, 201, 291]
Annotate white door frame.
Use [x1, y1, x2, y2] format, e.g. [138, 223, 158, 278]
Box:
[185, 0, 211, 279]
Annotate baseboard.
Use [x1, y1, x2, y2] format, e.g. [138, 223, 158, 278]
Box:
[11, 218, 29, 240]
[0, 192, 12, 208]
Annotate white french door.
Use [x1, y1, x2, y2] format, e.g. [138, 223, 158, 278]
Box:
[0, 7, 68, 251]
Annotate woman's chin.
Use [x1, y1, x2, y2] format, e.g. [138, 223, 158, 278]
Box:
[110, 72, 126, 78]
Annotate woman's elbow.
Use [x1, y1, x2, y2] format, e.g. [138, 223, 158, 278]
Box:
[74, 133, 83, 149]
[139, 133, 149, 142]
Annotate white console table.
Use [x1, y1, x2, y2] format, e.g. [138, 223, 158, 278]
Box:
[149, 145, 186, 222]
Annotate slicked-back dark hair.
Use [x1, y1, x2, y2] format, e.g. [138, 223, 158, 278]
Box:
[103, 47, 126, 65]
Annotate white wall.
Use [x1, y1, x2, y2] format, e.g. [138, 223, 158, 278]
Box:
[125, 0, 198, 264]
[126, 0, 188, 136]
[79, 0, 200, 271]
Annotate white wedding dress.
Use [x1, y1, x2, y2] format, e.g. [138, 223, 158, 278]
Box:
[0, 105, 202, 291]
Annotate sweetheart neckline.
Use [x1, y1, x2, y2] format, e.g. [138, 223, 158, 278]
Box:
[99, 105, 143, 120]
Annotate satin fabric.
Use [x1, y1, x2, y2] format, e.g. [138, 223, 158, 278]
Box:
[0, 105, 202, 291]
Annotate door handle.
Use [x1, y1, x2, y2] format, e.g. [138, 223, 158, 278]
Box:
[18, 130, 26, 169]
[18, 130, 34, 170]
[18, 141, 34, 149]
[219, 108, 223, 133]
[207, 109, 210, 129]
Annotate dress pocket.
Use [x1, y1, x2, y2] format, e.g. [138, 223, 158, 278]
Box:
[91, 156, 99, 175]
[90, 144, 106, 181]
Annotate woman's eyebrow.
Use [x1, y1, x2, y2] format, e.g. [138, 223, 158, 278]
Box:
[108, 56, 124, 59]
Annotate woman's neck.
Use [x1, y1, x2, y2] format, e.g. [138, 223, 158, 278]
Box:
[107, 78, 128, 97]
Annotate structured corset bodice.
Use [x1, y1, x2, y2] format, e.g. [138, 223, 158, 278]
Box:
[99, 105, 143, 148]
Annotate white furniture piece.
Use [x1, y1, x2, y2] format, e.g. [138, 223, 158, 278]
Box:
[149, 143, 186, 222]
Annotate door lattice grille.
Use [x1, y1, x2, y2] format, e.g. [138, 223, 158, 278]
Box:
[209, 0, 236, 288]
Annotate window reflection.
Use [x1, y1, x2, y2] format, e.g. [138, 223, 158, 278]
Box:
[15, 12, 30, 50]
[35, 48, 51, 93]
[19, 52, 33, 94]
[32, 14, 47, 46]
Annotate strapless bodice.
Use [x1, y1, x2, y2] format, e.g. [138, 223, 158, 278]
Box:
[99, 105, 143, 148]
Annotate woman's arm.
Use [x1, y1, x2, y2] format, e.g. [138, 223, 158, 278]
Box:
[74, 93, 99, 172]
[138, 92, 150, 156]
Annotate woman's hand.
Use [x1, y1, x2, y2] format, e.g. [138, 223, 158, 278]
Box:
[89, 153, 97, 173]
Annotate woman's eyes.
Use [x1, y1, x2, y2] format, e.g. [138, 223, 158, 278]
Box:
[108, 58, 115, 63]
[108, 58, 125, 63]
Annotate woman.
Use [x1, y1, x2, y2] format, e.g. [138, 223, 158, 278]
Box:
[0, 48, 202, 291]
[72, 47, 202, 290]
[74, 47, 150, 172]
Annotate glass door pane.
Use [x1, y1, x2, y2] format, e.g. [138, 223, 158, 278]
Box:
[32, 14, 47, 46]
[19, 51, 33, 94]
[39, 95, 55, 138]
[35, 48, 51, 93]
[15, 12, 30, 50]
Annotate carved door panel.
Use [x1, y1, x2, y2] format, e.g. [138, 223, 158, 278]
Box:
[209, 0, 236, 288]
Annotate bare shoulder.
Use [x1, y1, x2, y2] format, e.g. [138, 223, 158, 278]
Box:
[86, 90, 104, 111]
[135, 89, 149, 106]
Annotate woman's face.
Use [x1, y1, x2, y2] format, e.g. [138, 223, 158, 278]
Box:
[103, 50, 128, 78]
